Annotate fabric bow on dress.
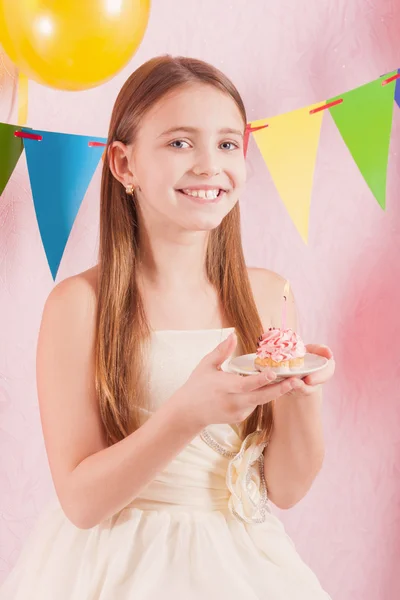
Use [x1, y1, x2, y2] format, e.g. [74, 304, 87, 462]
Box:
[200, 429, 269, 524]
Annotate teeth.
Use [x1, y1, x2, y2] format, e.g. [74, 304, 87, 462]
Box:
[181, 189, 220, 199]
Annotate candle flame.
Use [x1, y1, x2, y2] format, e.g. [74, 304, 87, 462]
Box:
[283, 280, 290, 300]
[281, 280, 290, 330]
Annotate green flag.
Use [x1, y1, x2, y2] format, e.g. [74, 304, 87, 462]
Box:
[328, 71, 397, 210]
[0, 123, 26, 196]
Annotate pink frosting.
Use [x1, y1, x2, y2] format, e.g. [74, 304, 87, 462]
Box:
[256, 327, 306, 362]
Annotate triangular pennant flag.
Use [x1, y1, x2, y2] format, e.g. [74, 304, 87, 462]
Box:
[250, 101, 326, 244]
[328, 71, 397, 210]
[22, 129, 106, 279]
[395, 68, 400, 109]
[0, 123, 25, 195]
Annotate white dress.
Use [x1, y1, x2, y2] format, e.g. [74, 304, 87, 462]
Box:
[0, 327, 331, 599]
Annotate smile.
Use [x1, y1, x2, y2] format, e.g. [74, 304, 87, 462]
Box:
[177, 188, 226, 202]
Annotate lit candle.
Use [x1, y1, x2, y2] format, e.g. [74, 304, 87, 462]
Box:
[282, 280, 290, 330]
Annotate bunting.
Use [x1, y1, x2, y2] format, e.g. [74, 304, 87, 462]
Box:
[250, 102, 325, 244]
[22, 129, 106, 279]
[0, 123, 27, 195]
[0, 69, 399, 278]
[327, 71, 397, 210]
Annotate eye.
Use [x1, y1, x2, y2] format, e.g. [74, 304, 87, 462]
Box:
[220, 141, 239, 151]
[169, 139, 190, 149]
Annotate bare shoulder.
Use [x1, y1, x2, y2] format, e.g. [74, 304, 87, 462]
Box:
[41, 265, 101, 336]
[47, 264, 99, 307]
[246, 267, 298, 331]
[38, 266, 100, 364]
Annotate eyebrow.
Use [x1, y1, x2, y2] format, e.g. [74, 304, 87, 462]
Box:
[158, 126, 244, 138]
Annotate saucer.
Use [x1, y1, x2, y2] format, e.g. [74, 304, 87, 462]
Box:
[225, 353, 328, 380]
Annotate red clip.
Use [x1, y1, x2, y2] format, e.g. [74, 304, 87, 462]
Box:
[309, 99, 343, 114]
[382, 73, 400, 86]
[14, 131, 42, 141]
[244, 123, 269, 157]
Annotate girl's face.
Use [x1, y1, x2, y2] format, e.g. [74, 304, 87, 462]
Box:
[113, 83, 247, 232]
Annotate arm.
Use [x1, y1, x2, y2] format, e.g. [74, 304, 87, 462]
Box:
[36, 275, 201, 530]
[264, 384, 325, 509]
[261, 274, 325, 509]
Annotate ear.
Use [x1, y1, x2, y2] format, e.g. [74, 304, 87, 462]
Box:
[108, 141, 139, 189]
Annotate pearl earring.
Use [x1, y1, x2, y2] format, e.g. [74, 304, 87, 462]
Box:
[125, 184, 134, 195]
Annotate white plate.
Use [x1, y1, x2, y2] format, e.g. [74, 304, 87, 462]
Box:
[225, 353, 328, 380]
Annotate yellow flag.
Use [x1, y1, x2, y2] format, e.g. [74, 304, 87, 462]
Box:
[250, 102, 326, 244]
[17, 72, 28, 126]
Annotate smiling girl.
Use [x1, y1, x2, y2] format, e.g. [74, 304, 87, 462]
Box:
[0, 55, 335, 599]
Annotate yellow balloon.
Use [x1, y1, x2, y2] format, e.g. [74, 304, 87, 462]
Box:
[0, 3, 18, 62]
[0, 0, 151, 90]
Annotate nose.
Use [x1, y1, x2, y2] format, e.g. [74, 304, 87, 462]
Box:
[191, 148, 221, 177]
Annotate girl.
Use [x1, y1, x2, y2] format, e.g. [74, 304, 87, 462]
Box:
[0, 55, 335, 599]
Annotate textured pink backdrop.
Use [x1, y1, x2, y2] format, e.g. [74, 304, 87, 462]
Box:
[1, 1, 400, 598]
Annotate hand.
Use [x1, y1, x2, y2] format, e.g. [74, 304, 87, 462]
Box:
[169, 332, 303, 428]
[285, 344, 336, 397]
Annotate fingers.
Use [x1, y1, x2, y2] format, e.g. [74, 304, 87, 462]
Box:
[284, 379, 322, 396]
[251, 377, 300, 403]
[210, 332, 237, 368]
[303, 357, 336, 386]
[306, 344, 334, 360]
[231, 368, 278, 393]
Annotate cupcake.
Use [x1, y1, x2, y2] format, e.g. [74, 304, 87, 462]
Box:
[254, 327, 306, 372]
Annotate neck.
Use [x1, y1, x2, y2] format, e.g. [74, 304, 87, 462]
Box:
[137, 226, 210, 290]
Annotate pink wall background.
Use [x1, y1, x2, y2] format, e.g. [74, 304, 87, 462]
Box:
[1, 1, 400, 598]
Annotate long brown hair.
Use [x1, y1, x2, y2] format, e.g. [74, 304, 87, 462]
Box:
[95, 55, 273, 447]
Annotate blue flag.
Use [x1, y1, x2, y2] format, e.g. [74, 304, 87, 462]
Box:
[22, 129, 106, 279]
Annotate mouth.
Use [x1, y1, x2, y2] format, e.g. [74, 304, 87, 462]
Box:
[176, 188, 227, 204]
